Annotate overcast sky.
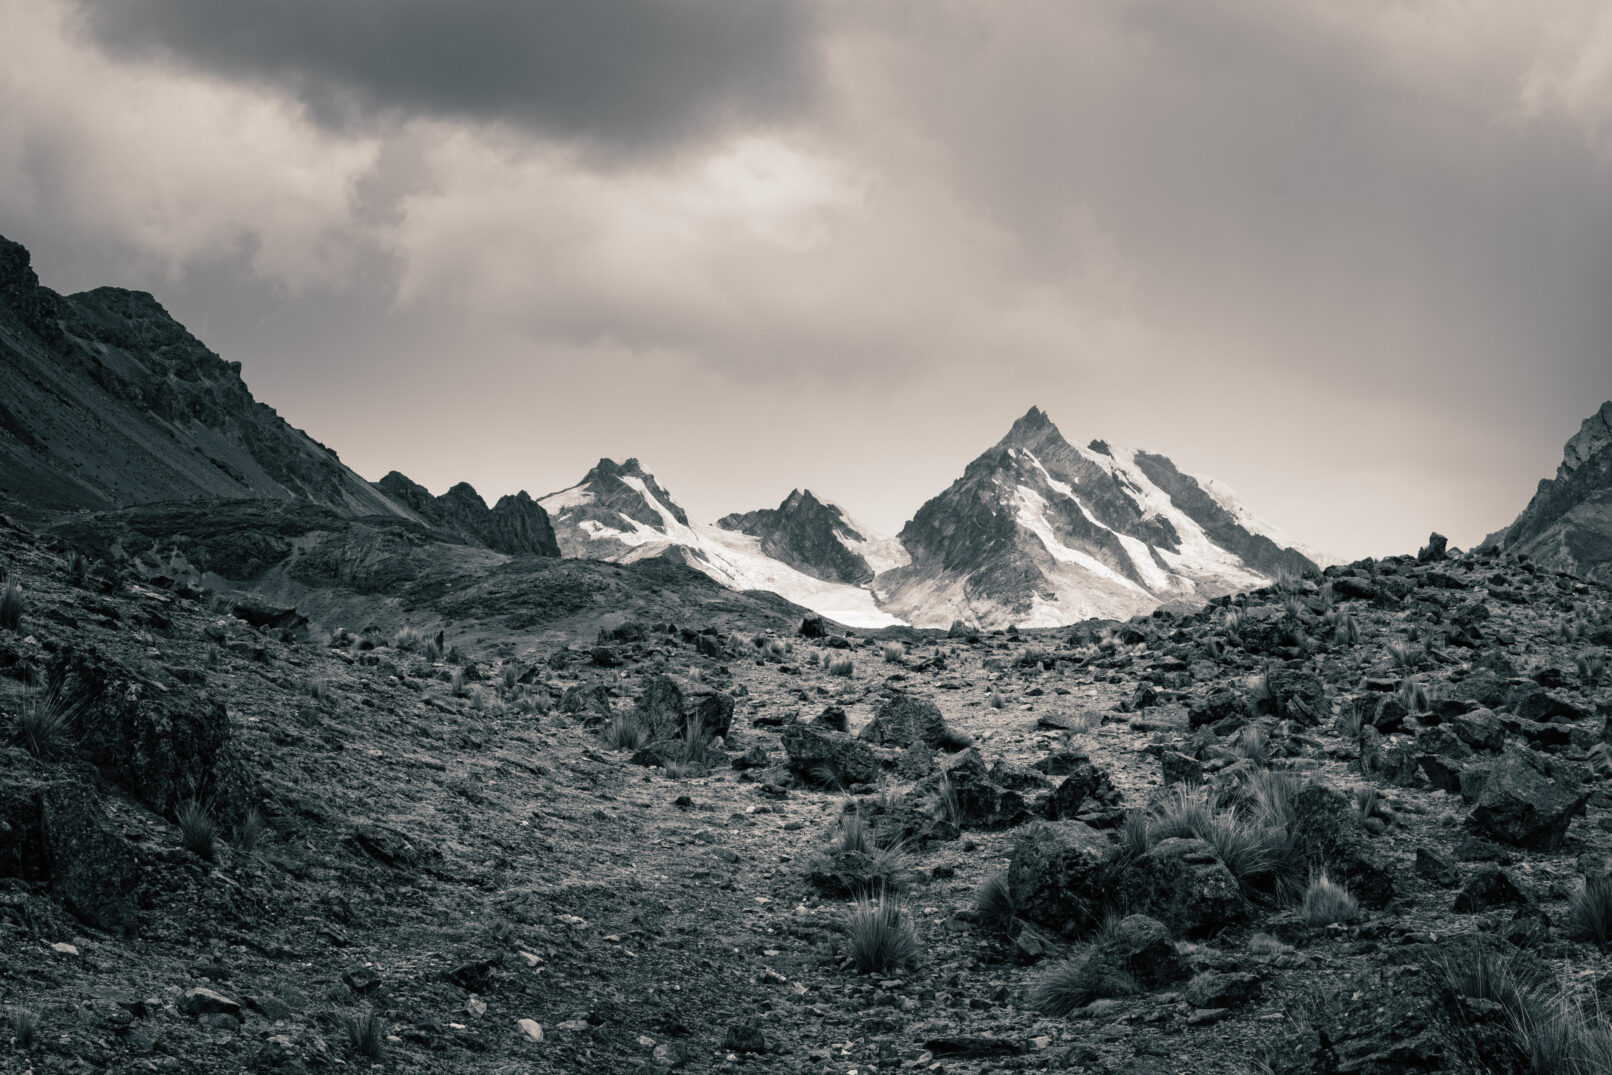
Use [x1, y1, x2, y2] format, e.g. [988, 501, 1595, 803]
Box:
[4, 0, 1610, 559]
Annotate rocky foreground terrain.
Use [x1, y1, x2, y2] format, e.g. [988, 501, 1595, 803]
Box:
[2, 506, 1611, 1075]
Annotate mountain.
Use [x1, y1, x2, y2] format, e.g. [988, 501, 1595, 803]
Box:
[0, 235, 410, 520]
[375, 471, 559, 557]
[717, 489, 908, 585]
[539, 460, 905, 628]
[1494, 400, 1612, 584]
[876, 407, 1320, 628]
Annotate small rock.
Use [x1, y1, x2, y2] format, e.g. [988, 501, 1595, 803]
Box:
[517, 1018, 544, 1042]
[179, 987, 241, 1019]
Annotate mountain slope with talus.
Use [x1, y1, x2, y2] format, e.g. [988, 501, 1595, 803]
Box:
[876, 407, 1321, 628]
[1496, 400, 1612, 585]
[0, 235, 411, 521]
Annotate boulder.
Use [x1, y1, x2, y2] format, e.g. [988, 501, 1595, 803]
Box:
[1465, 752, 1588, 850]
[0, 781, 142, 932]
[939, 749, 1028, 829]
[634, 675, 734, 741]
[861, 693, 968, 751]
[1005, 821, 1114, 937]
[1159, 751, 1204, 787]
[780, 724, 883, 787]
[1415, 727, 1474, 795]
[1111, 837, 1248, 937]
[1189, 687, 1245, 728]
[1289, 786, 1396, 908]
[1453, 866, 1533, 914]
[799, 615, 828, 639]
[46, 646, 246, 814]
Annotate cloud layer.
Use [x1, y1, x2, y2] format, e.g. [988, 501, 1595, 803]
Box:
[3, 0, 1609, 559]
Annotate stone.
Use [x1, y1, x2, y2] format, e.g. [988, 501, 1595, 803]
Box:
[1111, 837, 1248, 937]
[1183, 971, 1262, 1009]
[780, 724, 883, 787]
[517, 1018, 544, 1042]
[46, 646, 247, 814]
[799, 615, 828, 638]
[1416, 727, 1474, 795]
[860, 693, 966, 751]
[1466, 752, 1588, 850]
[1417, 533, 1448, 562]
[1005, 821, 1114, 937]
[1289, 786, 1396, 908]
[939, 748, 1027, 829]
[179, 987, 241, 1019]
[1415, 847, 1459, 887]
[1453, 866, 1533, 914]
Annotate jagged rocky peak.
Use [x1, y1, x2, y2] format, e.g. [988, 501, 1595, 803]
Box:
[1497, 400, 1612, 585]
[374, 472, 558, 557]
[1561, 401, 1612, 477]
[717, 489, 877, 585]
[538, 456, 696, 560]
[878, 405, 1319, 628]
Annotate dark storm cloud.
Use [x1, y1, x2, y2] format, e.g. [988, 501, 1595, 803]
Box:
[70, 0, 821, 151]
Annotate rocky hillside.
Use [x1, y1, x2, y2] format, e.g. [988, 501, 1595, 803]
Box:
[0, 236, 411, 521]
[717, 489, 907, 586]
[4, 485, 1612, 1074]
[1496, 401, 1612, 585]
[878, 407, 1320, 629]
[375, 472, 559, 558]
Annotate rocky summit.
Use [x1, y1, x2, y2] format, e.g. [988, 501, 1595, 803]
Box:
[4, 233, 1612, 1075]
[1495, 400, 1612, 585]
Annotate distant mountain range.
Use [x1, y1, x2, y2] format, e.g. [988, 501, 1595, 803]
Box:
[534, 407, 1325, 628]
[5, 232, 1604, 627]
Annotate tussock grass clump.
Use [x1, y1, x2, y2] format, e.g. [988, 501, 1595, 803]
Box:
[1028, 951, 1138, 1015]
[67, 551, 91, 582]
[449, 669, 467, 697]
[602, 711, 651, 752]
[1387, 640, 1421, 670]
[663, 714, 722, 778]
[767, 639, 787, 657]
[0, 578, 21, 631]
[339, 1010, 387, 1059]
[12, 689, 76, 760]
[988, 688, 1005, 710]
[176, 800, 218, 861]
[204, 643, 222, 668]
[305, 677, 331, 702]
[826, 655, 854, 678]
[806, 650, 821, 668]
[233, 807, 266, 855]
[1578, 652, 1606, 684]
[1302, 871, 1358, 925]
[974, 872, 1019, 936]
[881, 642, 905, 664]
[1398, 676, 1428, 715]
[1139, 782, 1304, 904]
[809, 813, 910, 897]
[7, 1009, 39, 1049]
[1336, 698, 1366, 740]
[328, 627, 352, 647]
[1432, 945, 1612, 1075]
[843, 894, 919, 974]
[1567, 876, 1612, 947]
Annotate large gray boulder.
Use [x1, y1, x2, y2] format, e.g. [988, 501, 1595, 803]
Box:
[1111, 837, 1248, 937]
[1465, 751, 1588, 850]
[780, 724, 882, 787]
[859, 693, 967, 751]
[1005, 820, 1113, 937]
